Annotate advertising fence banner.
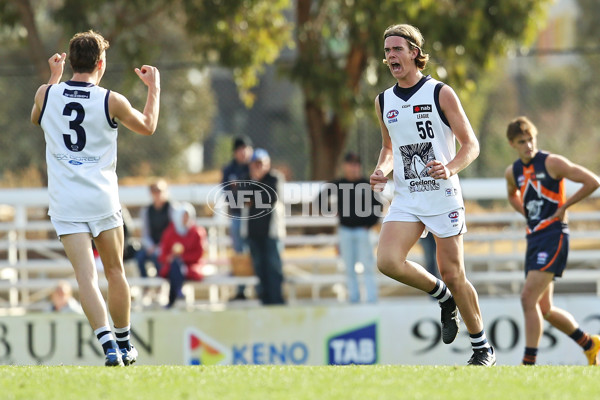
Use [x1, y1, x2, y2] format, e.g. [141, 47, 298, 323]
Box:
[2, 296, 599, 366]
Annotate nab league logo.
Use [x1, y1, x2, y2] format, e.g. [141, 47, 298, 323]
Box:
[184, 327, 231, 365]
[413, 104, 432, 113]
[326, 322, 378, 365]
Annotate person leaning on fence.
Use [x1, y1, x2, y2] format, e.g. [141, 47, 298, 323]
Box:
[221, 136, 253, 301]
[242, 148, 286, 305]
[158, 202, 207, 308]
[504, 116, 600, 366]
[30, 30, 160, 367]
[135, 179, 174, 278]
[318, 151, 382, 304]
[369, 23, 495, 366]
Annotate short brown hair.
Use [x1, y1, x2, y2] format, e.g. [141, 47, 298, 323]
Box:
[506, 116, 538, 142]
[68, 30, 110, 73]
[383, 24, 429, 70]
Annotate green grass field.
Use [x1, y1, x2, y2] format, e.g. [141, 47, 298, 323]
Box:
[1, 365, 598, 400]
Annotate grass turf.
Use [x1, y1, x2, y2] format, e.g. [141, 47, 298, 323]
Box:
[1, 365, 598, 400]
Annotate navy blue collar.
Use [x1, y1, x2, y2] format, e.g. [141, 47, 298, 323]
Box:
[65, 80, 95, 87]
[393, 75, 431, 102]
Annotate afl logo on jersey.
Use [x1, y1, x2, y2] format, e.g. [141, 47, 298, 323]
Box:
[386, 110, 399, 123]
[448, 211, 459, 223]
[448, 211, 459, 219]
[413, 104, 432, 113]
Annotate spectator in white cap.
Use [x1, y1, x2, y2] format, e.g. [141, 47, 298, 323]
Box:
[241, 148, 286, 305]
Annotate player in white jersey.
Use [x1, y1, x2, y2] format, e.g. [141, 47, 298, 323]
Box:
[30, 30, 160, 366]
[370, 24, 495, 366]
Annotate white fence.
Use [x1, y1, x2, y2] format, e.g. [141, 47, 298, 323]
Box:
[1, 179, 600, 310]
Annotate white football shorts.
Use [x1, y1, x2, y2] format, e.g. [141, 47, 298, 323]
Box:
[51, 210, 123, 238]
[383, 206, 467, 238]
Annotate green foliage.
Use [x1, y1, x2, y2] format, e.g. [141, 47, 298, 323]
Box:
[291, 0, 550, 108]
[0, 1, 20, 28]
[50, 0, 170, 68]
[0, 0, 217, 181]
[180, 0, 293, 106]
[0, 0, 556, 181]
[105, 66, 216, 177]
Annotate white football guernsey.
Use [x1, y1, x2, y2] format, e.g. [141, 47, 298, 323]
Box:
[380, 75, 464, 216]
[39, 80, 120, 221]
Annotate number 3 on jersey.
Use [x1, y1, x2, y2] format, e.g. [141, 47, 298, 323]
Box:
[62, 102, 86, 152]
[416, 120, 434, 139]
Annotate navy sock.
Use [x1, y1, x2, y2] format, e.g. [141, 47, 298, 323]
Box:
[469, 330, 491, 352]
[522, 347, 538, 365]
[569, 328, 592, 351]
[114, 325, 131, 350]
[94, 326, 117, 354]
[428, 279, 452, 303]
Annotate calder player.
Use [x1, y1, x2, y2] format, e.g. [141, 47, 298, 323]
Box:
[505, 116, 600, 365]
[31, 30, 160, 366]
[370, 24, 496, 365]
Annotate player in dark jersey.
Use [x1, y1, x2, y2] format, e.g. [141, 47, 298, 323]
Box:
[505, 116, 600, 365]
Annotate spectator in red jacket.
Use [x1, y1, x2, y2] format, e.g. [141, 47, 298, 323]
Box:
[159, 202, 206, 308]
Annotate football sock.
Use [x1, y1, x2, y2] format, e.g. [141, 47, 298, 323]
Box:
[522, 347, 538, 365]
[469, 330, 492, 352]
[94, 326, 118, 355]
[428, 279, 452, 303]
[569, 328, 593, 351]
[115, 325, 132, 350]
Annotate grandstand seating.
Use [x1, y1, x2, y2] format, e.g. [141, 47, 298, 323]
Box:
[1, 181, 600, 310]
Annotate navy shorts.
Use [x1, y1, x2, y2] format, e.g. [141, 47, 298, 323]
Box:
[525, 229, 569, 277]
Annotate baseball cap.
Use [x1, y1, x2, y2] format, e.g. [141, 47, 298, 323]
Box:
[250, 148, 270, 162]
[344, 151, 361, 164]
[233, 136, 252, 151]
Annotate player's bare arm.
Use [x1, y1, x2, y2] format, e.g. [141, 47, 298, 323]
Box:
[31, 53, 67, 125]
[370, 94, 394, 192]
[546, 154, 600, 220]
[109, 65, 161, 136]
[31, 85, 48, 125]
[427, 84, 480, 180]
[505, 164, 525, 216]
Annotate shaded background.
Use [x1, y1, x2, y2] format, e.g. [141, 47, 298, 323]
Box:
[1, 0, 599, 185]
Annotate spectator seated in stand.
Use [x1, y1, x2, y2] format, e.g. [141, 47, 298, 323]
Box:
[135, 179, 174, 278]
[49, 280, 84, 314]
[158, 202, 207, 308]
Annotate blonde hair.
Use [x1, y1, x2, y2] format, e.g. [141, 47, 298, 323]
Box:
[383, 24, 429, 70]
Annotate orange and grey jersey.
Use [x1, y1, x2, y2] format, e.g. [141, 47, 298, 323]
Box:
[512, 151, 567, 236]
[379, 75, 463, 216]
[39, 80, 121, 222]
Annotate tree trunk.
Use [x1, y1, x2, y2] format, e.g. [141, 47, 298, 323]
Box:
[296, 0, 368, 181]
[12, 0, 48, 83]
[305, 99, 347, 181]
